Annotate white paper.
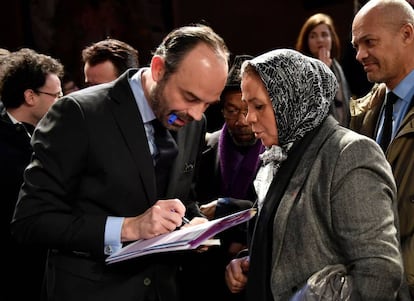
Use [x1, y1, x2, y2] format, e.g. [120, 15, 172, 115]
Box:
[105, 208, 256, 264]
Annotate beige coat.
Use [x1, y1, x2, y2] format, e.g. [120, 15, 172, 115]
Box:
[350, 83, 414, 298]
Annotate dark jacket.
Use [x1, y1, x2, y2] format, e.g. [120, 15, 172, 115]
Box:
[0, 104, 46, 301]
[10, 69, 205, 301]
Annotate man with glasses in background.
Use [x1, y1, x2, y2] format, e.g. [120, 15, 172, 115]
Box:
[0, 47, 64, 301]
[181, 55, 264, 301]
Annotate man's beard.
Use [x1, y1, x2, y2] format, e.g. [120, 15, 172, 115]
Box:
[149, 77, 167, 121]
[148, 77, 193, 130]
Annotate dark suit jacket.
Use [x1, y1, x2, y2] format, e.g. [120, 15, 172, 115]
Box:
[0, 106, 45, 300]
[11, 69, 205, 301]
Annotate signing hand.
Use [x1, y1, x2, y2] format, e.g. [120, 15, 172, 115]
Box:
[121, 199, 185, 241]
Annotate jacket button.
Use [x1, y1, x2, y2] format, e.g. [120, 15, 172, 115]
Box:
[143, 277, 151, 286]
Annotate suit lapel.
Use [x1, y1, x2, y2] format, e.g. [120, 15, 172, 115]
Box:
[107, 70, 157, 204]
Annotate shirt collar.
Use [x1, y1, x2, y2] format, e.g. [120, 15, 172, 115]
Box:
[6, 110, 20, 124]
[389, 69, 414, 103]
[128, 68, 156, 123]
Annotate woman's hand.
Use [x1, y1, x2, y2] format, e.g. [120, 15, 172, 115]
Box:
[318, 47, 332, 67]
[225, 256, 249, 293]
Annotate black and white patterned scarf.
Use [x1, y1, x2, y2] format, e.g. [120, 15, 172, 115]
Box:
[246, 49, 338, 211]
[252, 48, 336, 155]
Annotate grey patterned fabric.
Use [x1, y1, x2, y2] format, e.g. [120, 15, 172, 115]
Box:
[246, 49, 337, 149]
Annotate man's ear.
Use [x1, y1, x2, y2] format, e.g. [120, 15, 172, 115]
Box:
[150, 55, 165, 82]
[399, 22, 413, 44]
[23, 89, 36, 106]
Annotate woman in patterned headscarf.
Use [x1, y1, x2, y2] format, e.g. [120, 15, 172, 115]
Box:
[224, 49, 405, 300]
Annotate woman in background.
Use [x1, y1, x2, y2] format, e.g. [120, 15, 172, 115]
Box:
[296, 13, 351, 127]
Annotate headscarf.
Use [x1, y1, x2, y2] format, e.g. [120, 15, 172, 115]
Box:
[248, 49, 338, 213]
[246, 48, 337, 163]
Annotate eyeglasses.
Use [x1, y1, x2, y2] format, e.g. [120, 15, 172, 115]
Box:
[222, 107, 248, 120]
[35, 90, 63, 98]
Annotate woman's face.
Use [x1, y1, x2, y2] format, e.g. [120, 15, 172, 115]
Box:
[241, 71, 278, 147]
[308, 23, 332, 58]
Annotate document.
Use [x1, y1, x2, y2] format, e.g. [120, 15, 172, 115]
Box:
[105, 208, 257, 264]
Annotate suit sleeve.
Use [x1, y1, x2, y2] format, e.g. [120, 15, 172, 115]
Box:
[11, 97, 107, 258]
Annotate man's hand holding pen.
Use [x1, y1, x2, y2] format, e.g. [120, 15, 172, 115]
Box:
[179, 216, 208, 228]
[121, 199, 188, 242]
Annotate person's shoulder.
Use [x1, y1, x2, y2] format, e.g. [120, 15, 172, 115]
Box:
[321, 116, 378, 149]
[332, 125, 384, 160]
[350, 83, 386, 115]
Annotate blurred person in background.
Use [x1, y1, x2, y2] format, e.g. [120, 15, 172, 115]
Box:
[0, 48, 64, 301]
[296, 13, 352, 127]
[81, 38, 139, 86]
[181, 55, 264, 301]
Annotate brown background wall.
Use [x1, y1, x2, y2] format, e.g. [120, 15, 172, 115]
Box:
[0, 0, 367, 94]
[172, 0, 355, 58]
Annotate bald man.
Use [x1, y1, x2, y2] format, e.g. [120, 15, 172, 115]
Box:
[350, 0, 414, 297]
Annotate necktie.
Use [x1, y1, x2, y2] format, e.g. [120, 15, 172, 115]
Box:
[379, 91, 398, 152]
[151, 119, 178, 197]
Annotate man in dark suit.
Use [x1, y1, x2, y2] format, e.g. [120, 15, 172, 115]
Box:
[11, 24, 229, 301]
[0, 48, 64, 300]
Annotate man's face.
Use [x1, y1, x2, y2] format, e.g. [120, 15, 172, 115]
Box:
[32, 73, 62, 124]
[242, 72, 278, 148]
[149, 43, 228, 130]
[351, 10, 407, 89]
[222, 90, 257, 146]
[83, 60, 118, 86]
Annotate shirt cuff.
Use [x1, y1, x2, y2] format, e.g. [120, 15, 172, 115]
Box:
[104, 216, 124, 255]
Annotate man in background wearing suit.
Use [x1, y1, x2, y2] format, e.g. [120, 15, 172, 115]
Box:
[81, 38, 140, 87]
[0, 48, 64, 301]
[11, 24, 229, 301]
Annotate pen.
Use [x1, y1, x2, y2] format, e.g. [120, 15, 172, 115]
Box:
[168, 113, 178, 125]
[171, 208, 190, 225]
[182, 216, 190, 225]
[175, 216, 190, 231]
